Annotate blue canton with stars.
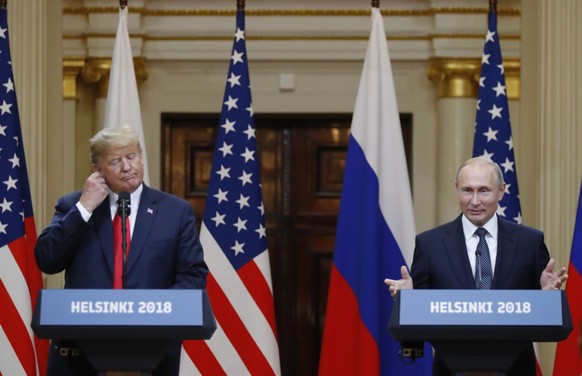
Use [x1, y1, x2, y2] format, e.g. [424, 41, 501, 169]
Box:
[203, 10, 267, 270]
[0, 8, 35, 247]
[473, 11, 522, 224]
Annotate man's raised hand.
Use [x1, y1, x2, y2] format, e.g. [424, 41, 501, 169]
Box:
[384, 265, 413, 299]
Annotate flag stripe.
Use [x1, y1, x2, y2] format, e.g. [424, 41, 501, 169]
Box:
[0, 325, 27, 376]
[206, 273, 274, 375]
[319, 266, 380, 375]
[1, 242, 35, 329]
[237, 255, 277, 336]
[183, 335, 227, 376]
[0, 281, 36, 376]
[203, 320, 248, 375]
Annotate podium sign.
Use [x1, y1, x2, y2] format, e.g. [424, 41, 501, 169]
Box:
[389, 289, 572, 372]
[37, 289, 203, 327]
[399, 289, 563, 326]
[32, 289, 216, 371]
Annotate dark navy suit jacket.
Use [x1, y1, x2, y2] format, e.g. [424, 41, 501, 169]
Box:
[410, 214, 549, 375]
[35, 184, 208, 375]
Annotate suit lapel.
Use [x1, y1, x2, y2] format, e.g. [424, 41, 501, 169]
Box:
[492, 217, 517, 289]
[92, 200, 115, 275]
[444, 216, 476, 288]
[126, 185, 159, 273]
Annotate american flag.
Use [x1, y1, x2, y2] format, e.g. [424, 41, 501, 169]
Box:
[473, 11, 543, 375]
[179, 9, 281, 375]
[0, 7, 48, 376]
[472, 10, 522, 224]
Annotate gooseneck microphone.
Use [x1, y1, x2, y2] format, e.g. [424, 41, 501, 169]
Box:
[117, 191, 131, 288]
[117, 191, 131, 217]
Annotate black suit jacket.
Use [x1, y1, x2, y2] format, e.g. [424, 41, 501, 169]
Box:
[410, 215, 549, 375]
[35, 184, 208, 375]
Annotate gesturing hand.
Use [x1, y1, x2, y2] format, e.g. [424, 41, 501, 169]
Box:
[384, 265, 414, 299]
[540, 258, 568, 290]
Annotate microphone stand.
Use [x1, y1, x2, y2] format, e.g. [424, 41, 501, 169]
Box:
[121, 205, 128, 288]
[117, 193, 131, 289]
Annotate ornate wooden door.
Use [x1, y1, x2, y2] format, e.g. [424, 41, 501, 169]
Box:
[161, 113, 410, 375]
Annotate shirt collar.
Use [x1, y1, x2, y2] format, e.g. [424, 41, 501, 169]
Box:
[108, 183, 143, 209]
[461, 213, 498, 240]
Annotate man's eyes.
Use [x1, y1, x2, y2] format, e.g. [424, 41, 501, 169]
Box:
[462, 188, 491, 193]
[108, 154, 136, 166]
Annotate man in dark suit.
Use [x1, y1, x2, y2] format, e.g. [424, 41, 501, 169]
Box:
[385, 157, 568, 375]
[35, 124, 208, 376]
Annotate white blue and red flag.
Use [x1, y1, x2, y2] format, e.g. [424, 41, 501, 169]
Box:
[553, 180, 582, 374]
[318, 7, 432, 376]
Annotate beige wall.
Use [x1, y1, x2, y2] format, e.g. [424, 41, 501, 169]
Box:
[10, 0, 579, 373]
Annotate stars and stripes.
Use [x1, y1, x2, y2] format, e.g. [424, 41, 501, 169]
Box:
[473, 11, 522, 224]
[0, 7, 48, 376]
[473, 11, 544, 375]
[180, 8, 281, 376]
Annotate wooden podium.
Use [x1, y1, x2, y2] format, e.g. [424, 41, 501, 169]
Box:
[32, 289, 216, 374]
[389, 289, 572, 373]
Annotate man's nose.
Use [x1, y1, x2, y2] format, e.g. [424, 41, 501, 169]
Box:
[120, 158, 131, 171]
[470, 192, 480, 204]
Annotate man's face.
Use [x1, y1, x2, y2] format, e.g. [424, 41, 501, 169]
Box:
[93, 144, 144, 194]
[456, 163, 505, 227]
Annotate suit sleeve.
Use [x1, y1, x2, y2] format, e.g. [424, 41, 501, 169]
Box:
[35, 194, 90, 274]
[410, 235, 431, 289]
[171, 201, 208, 289]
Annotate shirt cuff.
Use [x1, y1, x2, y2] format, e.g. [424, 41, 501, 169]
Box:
[76, 201, 92, 222]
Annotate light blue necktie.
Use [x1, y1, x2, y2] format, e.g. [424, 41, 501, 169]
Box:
[475, 227, 492, 289]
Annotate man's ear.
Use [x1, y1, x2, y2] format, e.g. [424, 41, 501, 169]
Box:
[498, 182, 506, 199]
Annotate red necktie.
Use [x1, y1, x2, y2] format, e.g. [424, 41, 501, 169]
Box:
[113, 214, 131, 289]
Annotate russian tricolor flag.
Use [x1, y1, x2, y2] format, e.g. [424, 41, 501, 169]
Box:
[553, 180, 582, 374]
[318, 7, 432, 376]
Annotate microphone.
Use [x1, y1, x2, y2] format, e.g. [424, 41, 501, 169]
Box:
[475, 250, 482, 282]
[117, 191, 131, 217]
[117, 191, 130, 288]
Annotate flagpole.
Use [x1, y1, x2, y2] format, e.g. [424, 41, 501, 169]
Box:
[0, 0, 5, 9]
[372, 0, 379, 8]
[120, 0, 127, 9]
[489, 0, 497, 13]
[237, 0, 245, 11]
